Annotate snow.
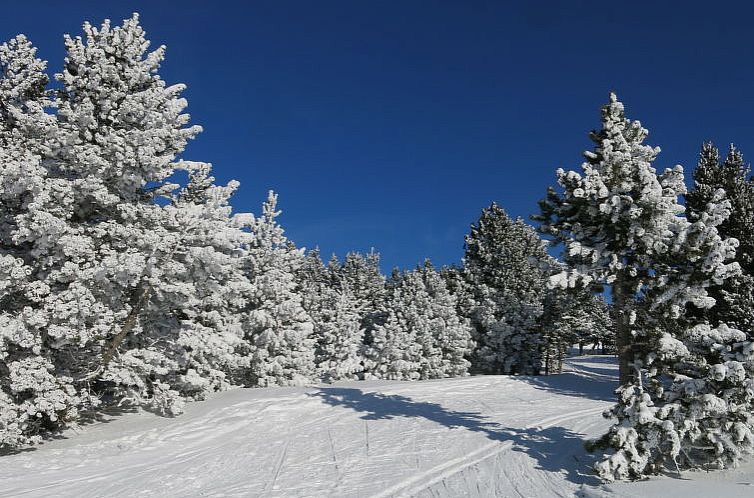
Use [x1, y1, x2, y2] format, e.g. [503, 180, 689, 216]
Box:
[1, 355, 753, 497]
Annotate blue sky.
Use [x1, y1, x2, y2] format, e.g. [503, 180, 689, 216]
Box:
[3, 1, 754, 271]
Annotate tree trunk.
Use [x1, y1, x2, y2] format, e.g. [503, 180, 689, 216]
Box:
[613, 273, 633, 385]
[101, 285, 152, 368]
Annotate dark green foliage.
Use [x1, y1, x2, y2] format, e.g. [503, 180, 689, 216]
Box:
[686, 143, 754, 333]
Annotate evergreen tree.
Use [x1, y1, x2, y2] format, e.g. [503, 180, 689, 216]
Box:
[298, 248, 331, 310]
[418, 261, 473, 378]
[365, 263, 473, 380]
[0, 34, 85, 447]
[685, 143, 754, 332]
[440, 264, 476, 325]
[537, 93, 750, 479]
[299, 249, 365, 381]
[364, 268, 422, 380]
[313, 284, 365, 382]
[47, 15, 259, 415]
[1, 15, 235, 443]
[165, 163, 252, 398]
[329, 250, 387, 347]
[536, 93, 697, 385]
[594, 193, 753, 480]
[0, 16, 261, 439]
[241, 192, 316, 387]
[464, 204, 549, 375]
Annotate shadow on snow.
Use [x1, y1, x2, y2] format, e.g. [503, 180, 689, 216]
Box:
[518, 355, 619, 402]
[0, 404, 139, 456]
[516, 372, 617, 402]
[312, 387, 603, 487]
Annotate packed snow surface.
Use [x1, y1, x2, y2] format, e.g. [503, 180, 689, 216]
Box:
[1, 355, 753, 497]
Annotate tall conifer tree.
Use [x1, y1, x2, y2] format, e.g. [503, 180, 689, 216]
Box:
[464, 204, 549, 374]
[686, 143, 754, 332]
[241, 192, 315, 387]
[537, 93, 751, 479]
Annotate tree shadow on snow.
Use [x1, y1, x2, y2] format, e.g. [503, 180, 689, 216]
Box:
[516, 372, 617, 402]
[312, 388, 602, 487]
[0, 404, 139, 457]
[516, 355, 620, 402]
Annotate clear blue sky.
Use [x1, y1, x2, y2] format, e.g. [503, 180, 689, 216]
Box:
[3, 1, 754, 271]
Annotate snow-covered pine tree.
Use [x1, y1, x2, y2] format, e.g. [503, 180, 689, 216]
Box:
[0, 35, 88, 448]
[463, 203, 549, 375]
[537, 93, 751, 479]
[164, 163, 253, 399]
[364, 268, 422, 380]
[594, 187, 752, 480]
[0, 15, 256, 443]
[329, 250, 387, 349]
[298, 248, 366, 381]
[576, 295, 613, 354]
[240, 191, 316, 387]
[418, 261, 473, 378]
[535, 93, 694, 385]
[46, 14, 246, 415]
[685, 143, 754, 333]
[298, 248, 330, 311]
[365, 262, 473, 381]
[440, 264, 476, 325]
[312, 284, 365, 382]
[406, 267, 442, 380]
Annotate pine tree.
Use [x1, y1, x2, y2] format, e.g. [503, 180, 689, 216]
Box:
[365, 262, 473, 380]
[298, 249, 366, 381]
[594, 192, 753, 480]
[685, 143, 754, 332]
[46, 14, 248, 415]
[1, 16, 258, 446]
[537, 93, 751, 479]
[313, 284, 365, 382]
[328, 251, 387, 349]
[536, 93, 694, 385]
[298, 249, 331, 310]
[364, 269, 422, 380]
[418, 261, 473, 378]
[464, 204, 549, 375]
[576, 295, 613, 354]
[440, 265, 476, 324]
[165, 163, 252, 398]
[241, 192, 316, 387]
[0, 34, 86, 447]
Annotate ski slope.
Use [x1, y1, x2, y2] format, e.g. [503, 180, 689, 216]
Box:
[1, 355, 753, 497]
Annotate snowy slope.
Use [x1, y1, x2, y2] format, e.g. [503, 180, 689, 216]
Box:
[1, 355, 753, 497]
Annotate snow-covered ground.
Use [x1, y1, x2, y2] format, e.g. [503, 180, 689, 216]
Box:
[1, 355, 753, 497]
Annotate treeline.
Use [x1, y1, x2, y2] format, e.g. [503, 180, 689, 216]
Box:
[297, 206, 612, 384]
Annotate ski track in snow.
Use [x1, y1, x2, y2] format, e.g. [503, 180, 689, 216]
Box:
[2, 356, 754, 497]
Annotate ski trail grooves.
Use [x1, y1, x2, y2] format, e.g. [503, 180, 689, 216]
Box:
[369, 406, 606, 498]
[0, 356, 621, 497]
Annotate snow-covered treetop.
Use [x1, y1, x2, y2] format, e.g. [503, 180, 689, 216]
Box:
[538, 93, 694, 288]
[0, 35, 49, 119]
[56, 13, 201, 198]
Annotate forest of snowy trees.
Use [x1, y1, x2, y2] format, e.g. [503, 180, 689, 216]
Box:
[2, 14, 754, 483]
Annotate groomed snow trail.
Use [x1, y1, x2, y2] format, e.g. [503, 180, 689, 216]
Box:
[2, 356, 753, 497]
